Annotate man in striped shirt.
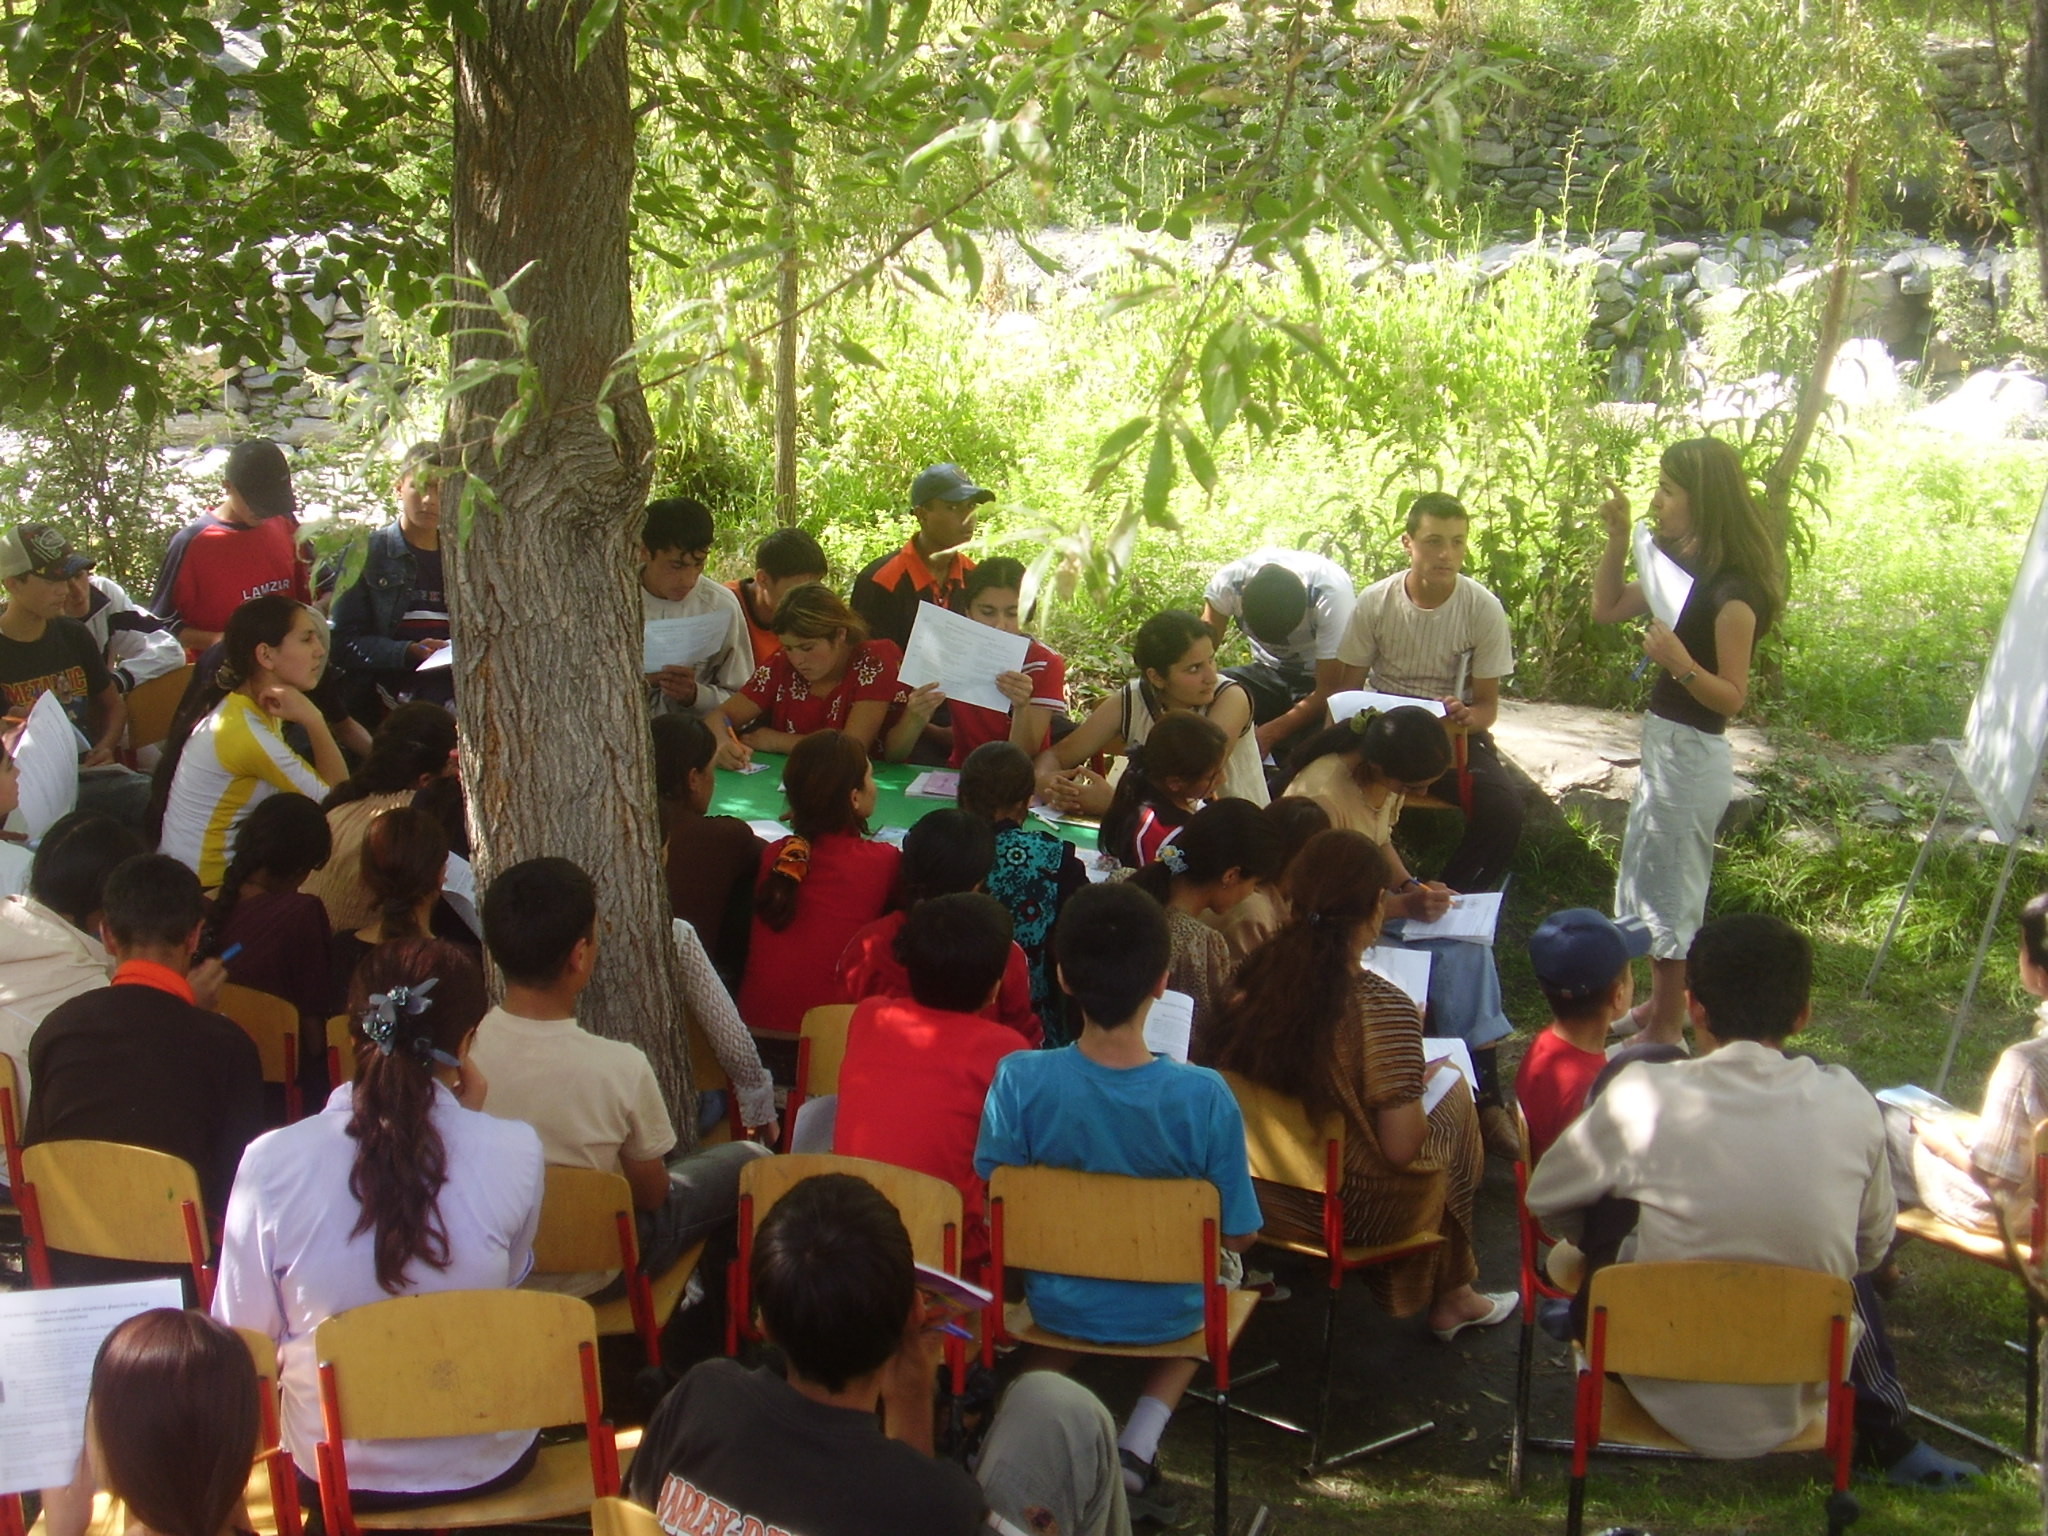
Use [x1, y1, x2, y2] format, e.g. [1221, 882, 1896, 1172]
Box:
[1336, 491, 1523, 892]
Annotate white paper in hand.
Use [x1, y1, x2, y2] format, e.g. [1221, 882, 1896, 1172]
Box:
[1400, 890, 1503, 945]
[643, 613, 731, 673]
[1143, 989, 1196, 1062]
[1420, 1037, 1476, 1117]
[896, 602, 1030, 715]
[1632, 523, 1695, 630]
[0, 1278, 185, 1494]
[14, 689, 78, 839]
[1362, 944, 1433, 1008]
[1329, 690, 1448, 722]
[415, 643, 454, 671]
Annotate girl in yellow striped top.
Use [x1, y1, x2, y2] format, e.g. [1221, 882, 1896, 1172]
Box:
[157, 594, 345, 886]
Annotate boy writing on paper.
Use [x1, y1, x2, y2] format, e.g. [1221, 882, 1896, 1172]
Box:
[639, 497, 754, 718]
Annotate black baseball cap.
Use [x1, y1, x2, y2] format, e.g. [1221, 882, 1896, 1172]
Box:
[910, 463, 993, 510]
[225, 439, 297, 519]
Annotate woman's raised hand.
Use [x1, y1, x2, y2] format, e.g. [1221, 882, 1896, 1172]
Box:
[994, 670, 1034, 709]
[1596, 478, 1632, 539]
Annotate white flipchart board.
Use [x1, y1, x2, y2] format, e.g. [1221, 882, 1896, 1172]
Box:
[1959, 487, 2048, 841]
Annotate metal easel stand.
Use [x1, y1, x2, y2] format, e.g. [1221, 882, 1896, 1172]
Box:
[1862, 761, 1959, 1001]
[1933, 828, 2033, 1097]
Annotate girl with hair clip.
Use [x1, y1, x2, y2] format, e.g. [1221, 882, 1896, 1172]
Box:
[1280, 704, 1517, 1148]
[1127, 797, 1284, 1054]
[1037, 607, 1269, 817]
[212, 938, 546, 1505]
[201, 792, 336, 1091]
[1210, 829, 1517, 1341]
[945, 557, 1068, 766]
[1594, 437, 1787, 1046]
[38, 1308, 260, 1536]
[736, 730, 899, 1036]
[956, 741, 1090, 1038]
[711, 583, 925, 767]
[1097, 710, 1229, 870]
[155, 594, 346, 887]
[326, 806, 462, 1007]
[834, 807, 1041, 1042]
[304, 701, 458, 932]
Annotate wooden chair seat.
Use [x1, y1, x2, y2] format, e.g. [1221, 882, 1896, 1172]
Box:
[1254, 1227, 1446, 1267]
[1590, 1372, 1831, 1457]
[1001, 1289, 1257, 1362]
[346, 1440, 608, 1530]
[587, 1242, 704, 1348]
[1895, 1204, 2032, 1267]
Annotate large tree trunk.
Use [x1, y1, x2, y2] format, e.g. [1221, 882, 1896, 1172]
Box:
[446, 1, 697, 1126]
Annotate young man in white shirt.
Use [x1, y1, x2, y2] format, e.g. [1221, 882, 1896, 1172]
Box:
[639, 498, 755, 719]
[1526, 914, 1977, 1488]
[1200, 547, 1355, 760]
[1336, 491, 1523, 892]
[470, 857, 767, 1300]
[61, 563, 183, 697]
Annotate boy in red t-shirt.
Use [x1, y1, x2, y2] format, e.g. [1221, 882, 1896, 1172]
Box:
[835, 892, 1026, 1274]
[1515, 908, 1651, 1161]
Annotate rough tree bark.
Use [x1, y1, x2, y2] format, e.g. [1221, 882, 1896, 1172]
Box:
[445, 0, 698, 1126]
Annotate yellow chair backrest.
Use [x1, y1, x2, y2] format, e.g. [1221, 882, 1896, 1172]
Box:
[235, 1324, 280, 1395]
[1219, 1070, 1341, 1195]
[741, 1153, 962, 1270]
[315, 1289, 598, 1441]
[20, 1140, 211, 1264]
[989, 1165, 1216, 1284]
[591, 1496, 662, 1536]
[0, 1048, 21, 1142]
[1587, 1261, 1852, 1385]
[797, 1004, 855, 1096]
[218, 984, 299, 1084]
[534, 1166, 640, 1275]
[124, 664, 196, 753]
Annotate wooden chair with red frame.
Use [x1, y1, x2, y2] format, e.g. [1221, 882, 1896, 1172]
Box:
[778, 1003, 853, 1152]
[1560, 1261, 1860, 1536]
[985, 1164, 1259, 1536]
[1891, 1117, 2048, 1457]
[216, 984, 309, 1123]
[16, 1140, 214, 1306]
[725, 1153, 973, 1396]
[1218, 1068, 1446, 1474]
[311, 1289, 620, 1536]
[1, 1048, 24, 1219]
[533, 1164, 708, 1370]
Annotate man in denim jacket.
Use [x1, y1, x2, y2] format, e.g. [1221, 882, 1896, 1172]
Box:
[331, 443, 452, 720]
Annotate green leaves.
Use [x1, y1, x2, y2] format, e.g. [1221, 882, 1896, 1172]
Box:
[575, 0, 624, 66]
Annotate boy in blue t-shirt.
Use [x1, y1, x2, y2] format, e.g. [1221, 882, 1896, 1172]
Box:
[974, 880, 1261, 1524]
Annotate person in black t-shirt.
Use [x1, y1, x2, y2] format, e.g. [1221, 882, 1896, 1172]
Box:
[1591, 438, 1787, 1048]
[24, 853, 261, 1293]
[626, 1173, 1131, 1536]
[0, 522, 152, 828]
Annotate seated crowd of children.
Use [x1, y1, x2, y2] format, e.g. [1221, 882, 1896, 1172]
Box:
[3, 456, 2024, 1535]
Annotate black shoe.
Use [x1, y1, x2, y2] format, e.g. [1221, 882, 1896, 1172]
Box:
[1118, 1448, 1184, 1528]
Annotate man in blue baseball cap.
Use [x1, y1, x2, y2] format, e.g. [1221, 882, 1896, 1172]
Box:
[1515, 907, 1652, 1161]
[849, 463, 993, 651]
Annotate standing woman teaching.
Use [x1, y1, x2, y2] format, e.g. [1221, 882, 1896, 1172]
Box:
[1593, 438, 1786, 1046]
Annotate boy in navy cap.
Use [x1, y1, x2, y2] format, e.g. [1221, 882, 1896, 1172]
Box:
[1515, 907, 1651, 1160]
[850, 463, 992, 650]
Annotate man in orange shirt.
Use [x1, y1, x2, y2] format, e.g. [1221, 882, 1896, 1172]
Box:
[849, 463, 990, 650]
[726, 526, 828, 666]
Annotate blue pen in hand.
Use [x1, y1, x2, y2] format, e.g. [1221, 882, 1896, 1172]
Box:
[218, 943, 243, 964]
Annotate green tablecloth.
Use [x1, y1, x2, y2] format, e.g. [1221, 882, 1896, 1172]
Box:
[710, 753, 1100, 850]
